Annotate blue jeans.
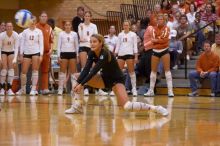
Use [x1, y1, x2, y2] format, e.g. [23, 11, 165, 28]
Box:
[189, 71, 217, 93]
[216, 72, 220, 93]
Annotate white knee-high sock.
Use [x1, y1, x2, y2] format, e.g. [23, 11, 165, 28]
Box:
[129, 72, 136, 91]
[21, 73, 27, 90]
[149, 72, 157, 91]
[31, 71, 38, 90]
[0, 69, 7, 85]
[124, 101, 156, 111]
[165, 71, 173, 91]
[7, 69, 14, 85]
[58, 72, 66, 90]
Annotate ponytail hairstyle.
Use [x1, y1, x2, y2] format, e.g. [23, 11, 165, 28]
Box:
[91, 34, 111, 62]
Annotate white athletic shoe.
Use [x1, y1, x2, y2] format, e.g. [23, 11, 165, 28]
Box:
[16, 89, 25, 95]
[168, 90, 174, 97]
[7, 89, 15, 96]
[95, 89, 108, 96]
[109, 91, 115, 96]
[30, 90, 38, 96]
[144, 89, 155, 97]
[58, 88, 63, 95]
[84, 88, 89, 96]
[65, 102, 83, 114]
[154, 106, 169, 116]
[41, 89, 50, 95]
[0, 89, 5, 96]
[132, 88, 138, 96]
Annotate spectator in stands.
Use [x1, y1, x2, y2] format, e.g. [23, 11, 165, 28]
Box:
[131, 24, 142, 53]
[167, 11, 181, 30]
[47, 18, 63, 55]
[211, 33, 220, 58]
[177, 14, 193, 61]
[211, 33, 220, 95]
[137, 18, 148, 41]
[188, 40, 219, 97]
[150, 4, 162, 26]
[72, 6, 84, 32]
[169, 30, 183, 70]
[189, 12, 206, 54]
[127, 14, 136, 25]
[161, 0, 172, 14]
[146, 10, 152, 18]
[0, 21, 6, 32]
[186, 3, 197, 23]
[201, 3, 217, 26]
[137, 17, 152, 82]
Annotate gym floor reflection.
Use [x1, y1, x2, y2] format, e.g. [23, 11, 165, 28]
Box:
[0, 95, 220, 146]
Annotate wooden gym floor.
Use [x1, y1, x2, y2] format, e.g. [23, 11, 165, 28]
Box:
[0, 95, 220, 146]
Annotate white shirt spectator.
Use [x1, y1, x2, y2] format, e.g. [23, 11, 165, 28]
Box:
[186, 12, 196, 24]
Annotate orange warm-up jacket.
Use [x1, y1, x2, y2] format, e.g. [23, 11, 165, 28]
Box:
[36, 23, 53, 53]
[196, 52, 220, 73]
[152, 25, 170, 50]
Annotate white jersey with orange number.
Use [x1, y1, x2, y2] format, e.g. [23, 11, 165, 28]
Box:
[20, 28, 44, 56]
[57, 31, 79, 57]
[104, 35, 118, 53]
[115, 31, 138, 56]
[78, 23, 98, 48]
[0, 31, 19, 53]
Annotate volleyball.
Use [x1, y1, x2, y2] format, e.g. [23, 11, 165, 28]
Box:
[15, 9, 33, 28]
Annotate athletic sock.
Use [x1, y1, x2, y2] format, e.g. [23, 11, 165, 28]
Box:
[58, 72, 66, 90]
[7, 69, 14, 86]
[149, 71, 157, 91]
[32, 71, 38, 90]
[165, 71, 173, 92]
[124, 101, 156, 111]
[129, 72, 136, 91]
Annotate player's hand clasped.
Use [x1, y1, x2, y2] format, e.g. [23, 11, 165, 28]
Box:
[73, 83, 82, 94]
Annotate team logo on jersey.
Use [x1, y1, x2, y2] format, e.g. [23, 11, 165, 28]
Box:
[100, 55, 104, 60]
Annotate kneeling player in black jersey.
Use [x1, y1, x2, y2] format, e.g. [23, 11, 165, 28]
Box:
[65, 34, 169, 116]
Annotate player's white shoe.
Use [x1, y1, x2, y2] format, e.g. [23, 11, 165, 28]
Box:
[84, 88, 89, 96]
[154, 106, 169, 116]
[30, 90, 38, 96]
[132, 88, 138, 96]
[7, 89, 15, 96]
[0, 89, 5, 96]
[144, 89, 155, 97]
[168, 90, 174, 97]
[95, 89, 108, 96]
[16, 89, 25, 95]
[109, 91, 115, 96]
[58, 88, 63, 95]
[65, 102, 83, 114]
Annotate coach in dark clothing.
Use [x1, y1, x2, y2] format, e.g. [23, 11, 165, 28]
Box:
[72, 6, 84, 32]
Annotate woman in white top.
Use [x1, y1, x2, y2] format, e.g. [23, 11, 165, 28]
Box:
[57, 21, 79, 95]
[17, 16, 43, 95]
[104, 25, 118, 53]
[186, 3, 197, 24]
[78, 11, 107, 96]
[104, 25, 118, 96]
[0, 22, 19, 95]
[115, 20, 138, 96]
